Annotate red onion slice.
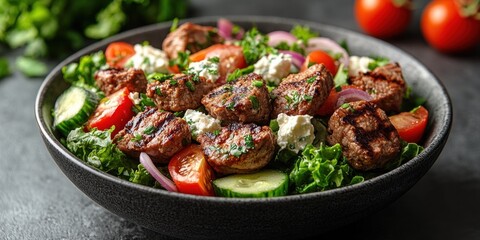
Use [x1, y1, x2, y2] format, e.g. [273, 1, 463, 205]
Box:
[217, 18, 243, 40]
[335, 88, 373, 109]
[268, 31, 298, 47]
[279, 50, 305, 68]
[139, 152, 178, 192]
[307, 37, 349, 67]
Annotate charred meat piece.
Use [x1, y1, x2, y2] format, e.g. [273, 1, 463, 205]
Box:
[162, 22, 224, 59]
[350, 62, 406, 113]
[146, 73, 217, 112]
[95, 68, 148, 96]
[271, 64, 333, 118]
[197, 122, 276, 175]
[114, 108, 191, 163]
[202, 73, 271, 125]
[327, 101, 401, 171]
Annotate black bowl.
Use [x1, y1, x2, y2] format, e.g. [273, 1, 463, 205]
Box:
[35, 16, 452, 240]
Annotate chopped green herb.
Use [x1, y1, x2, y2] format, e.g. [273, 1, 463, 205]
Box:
[249, 96, 259, 109]
[170, 17, 179, 32]
[367, 56, 390, 70]
[303, 95, 313, 102]
[169, 79, 178, 85]
[333, 63, 348, 88]
[269, 119, 279, 132]
[226, 101, 236, 111]
[143, 126, 157, 135]
[208, 56, 220, 63]
[169, 50, 190, 72]
[252, 80, 264, 87]
[240, 28, 276, 65]
[185, 81, 195, 91]
[226, 65, 254, 82]
[244, 135, 255, 149]
[155, 87, 163, 96]
[306, 76, 316, 84]
[148, 73, 173, 82]
[212, 129, 221, 136]
[132, 133, 142, 142]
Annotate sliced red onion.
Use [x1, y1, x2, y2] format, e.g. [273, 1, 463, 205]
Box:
[335, 88, 373, 109]
[268, 31, 298, 47]
[139, 152, 178, 192]
[279, 50, 305, 68]
[307, 37, 349, 67]
[217, 18, 243, 40]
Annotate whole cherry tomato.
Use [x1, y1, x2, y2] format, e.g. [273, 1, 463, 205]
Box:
[355, 0, 413, 39]
[421, 0, 480, 53]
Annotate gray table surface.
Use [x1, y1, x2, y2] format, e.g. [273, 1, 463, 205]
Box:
[1, 0, 479, 239]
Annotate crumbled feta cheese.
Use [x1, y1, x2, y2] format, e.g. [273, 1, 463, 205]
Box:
[254, 53, 292, 86]
[187, 57, 220, 83]
[128, 92, 141, 105]
[348, 56, 374, 76]
[276, 113, 314, 154]
[184, 109, 221, 140]
[126, 44, 169, 74]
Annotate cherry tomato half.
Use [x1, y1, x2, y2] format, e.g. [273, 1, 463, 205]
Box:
[354, 0, 412, 39]
[168, 144, 215, 196]
[421, 0, 480, 53]
[189, 44, 247, 83]
[389, 106, 429, 143]
[86, 87, 135, 137]
[301, 50, 337, 75]
[105, 42, 135, 68]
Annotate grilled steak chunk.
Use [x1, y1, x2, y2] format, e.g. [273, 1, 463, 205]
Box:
[197, 123, 276, 175]
[162, 22, 223, 59]
[327, 101, 401, 171]
[271, 64, 333, 118]
[350, 62, 406, 113]
[95, 68, 148, 96]
[201, 73, 271, 125]
[146, 73, 217, 112]
[114, 108, 191, 163]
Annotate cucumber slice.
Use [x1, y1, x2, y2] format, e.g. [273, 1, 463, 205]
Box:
[213, 169, 289, 198]
[53, 86, 98, 136]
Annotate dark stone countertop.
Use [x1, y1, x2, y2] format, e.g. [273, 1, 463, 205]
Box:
[1, 0, 479, 239]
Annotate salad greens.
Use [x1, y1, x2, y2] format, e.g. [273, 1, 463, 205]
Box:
[289, 144, 364, 194]
[65, 127, 154, 186]
[240, 28, 276, 65]
[0, 0, 188, 77]
[62, 51, 107, 96]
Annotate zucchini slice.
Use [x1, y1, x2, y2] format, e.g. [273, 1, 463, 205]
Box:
[53, 86, 98, 136]
[213, 169, 289, 198]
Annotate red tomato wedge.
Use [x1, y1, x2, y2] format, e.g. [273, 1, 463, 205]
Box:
[86, 87, 135, 137]
[168, 144, 215, 196]
[301, 50, 337, 75]
[105, 42, 135, 68]
[389, 106, 429, 143]
[189, 44, 247, 83]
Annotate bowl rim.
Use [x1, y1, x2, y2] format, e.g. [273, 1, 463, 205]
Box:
[35, 15, 452, 204]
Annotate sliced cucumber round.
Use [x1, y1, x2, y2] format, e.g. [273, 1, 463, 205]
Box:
[213, 169, 289, 198]
[53, 86, 99, 136]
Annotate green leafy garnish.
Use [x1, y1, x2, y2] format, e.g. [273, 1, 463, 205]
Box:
[333, 63, 348, 88]
[249, 96, 259, 109]
[16, 56, 49, 77]
[62, 51, 106, 91]
[226, 65, 254, 82]
[289, 144, 364, 194]
[367, 56, 390, 70]
[290, 25, 318, 44]
[240, 28, 276, 65]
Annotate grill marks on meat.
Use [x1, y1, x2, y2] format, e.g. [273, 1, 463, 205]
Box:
[197, 123, 276, 174]
[95, 68, 147, 96]
[114, 108, 191, 163]
[350, 62, 406, 113]
[271, 64, 333, 118]
[146, 73, 217, 112]
[162, 22, 224, 59]
[327, 101, 401, 171]
[201, 73, 271, 125]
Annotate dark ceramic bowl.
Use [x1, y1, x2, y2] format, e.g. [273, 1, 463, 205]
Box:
[35, 16, 452, 239]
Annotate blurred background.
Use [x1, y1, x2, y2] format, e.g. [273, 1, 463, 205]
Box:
[1, 0, 479, 239]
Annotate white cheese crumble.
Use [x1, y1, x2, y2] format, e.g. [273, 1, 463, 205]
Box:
[184, 109, 221, 140]
[254, 53, 292, 86]
[128, 92, 141, 105]
[276, 113, 314, 154]
[126, 44, 169, 74]
[187, 57, 220, 83]
[348, 56, 374, 76]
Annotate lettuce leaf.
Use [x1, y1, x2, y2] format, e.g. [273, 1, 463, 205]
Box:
[65, 127, 154, 186]
[289, 143, 364, 194]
